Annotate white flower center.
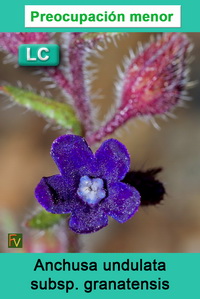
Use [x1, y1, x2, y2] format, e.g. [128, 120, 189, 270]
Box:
[77, 175, 106, 206]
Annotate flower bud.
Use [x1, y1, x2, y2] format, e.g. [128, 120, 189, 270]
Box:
[87, 33, 192, 145]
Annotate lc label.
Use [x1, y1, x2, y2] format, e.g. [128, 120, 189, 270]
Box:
[18, 44, 60, 66]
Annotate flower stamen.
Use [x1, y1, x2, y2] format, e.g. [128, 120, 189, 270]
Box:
[77, 175, 106, 206]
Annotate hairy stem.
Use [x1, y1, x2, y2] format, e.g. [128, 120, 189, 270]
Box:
[46, 67, 74, 97]
[86, 108, 129, 145]
[68, 33, 94, 134]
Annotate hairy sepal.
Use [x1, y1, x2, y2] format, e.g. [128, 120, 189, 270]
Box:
[25, 210, 65, 230]
[0, 85, 82, 135]
[87, 33, 193, 144]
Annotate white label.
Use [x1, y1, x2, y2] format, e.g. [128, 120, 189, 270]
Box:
[25, 5, 181, 28]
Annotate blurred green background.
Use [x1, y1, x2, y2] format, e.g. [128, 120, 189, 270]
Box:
[0, 33, 199, 252]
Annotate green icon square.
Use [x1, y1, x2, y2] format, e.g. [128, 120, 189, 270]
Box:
[18, 44, 60, 66]
[8, 233, 23, 248]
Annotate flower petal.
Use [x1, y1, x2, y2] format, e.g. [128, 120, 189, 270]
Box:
[102, 182, 140, 223]
[69, 205, 108, 234]
[35, 175, 73, 214]
[51, 135, 97, 180]
[95, 139, 130, 183]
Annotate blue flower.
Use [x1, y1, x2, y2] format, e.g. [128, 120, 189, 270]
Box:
[35, 135, 140, 234]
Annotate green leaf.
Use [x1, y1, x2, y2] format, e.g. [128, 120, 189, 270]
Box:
[0, 85, 82, 135]
[25, 210, 65, 230]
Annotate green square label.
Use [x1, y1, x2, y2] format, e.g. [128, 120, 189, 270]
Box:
[18, 44, 60, 66]
[8, 233, 23, 248]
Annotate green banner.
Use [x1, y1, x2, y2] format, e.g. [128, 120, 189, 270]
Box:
[1, 253, 199, 298]
[0, 0, 199, 31]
